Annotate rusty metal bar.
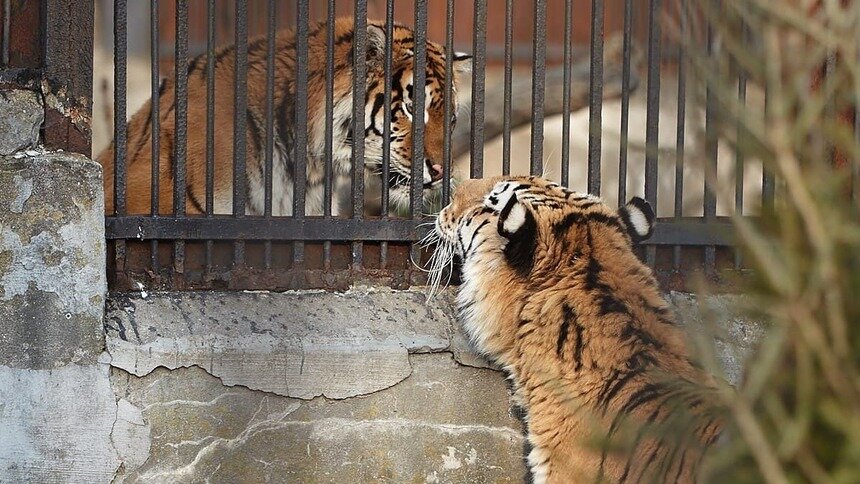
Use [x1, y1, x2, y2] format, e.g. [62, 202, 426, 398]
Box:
[149, 0, 160, 270]
[529, 0, 547, 176]
[560, 0, 573, 186]
[441, 0, 454, 204]
[470, 0, 487, 178]
[587, 0, 604, 194]
[205, 0, 215, 274]
[673, 0, 686, 270]
[502, 0, 513, 176]
[618, 0, 633, 205]
[644, 0, 661, 266]
[232, 0, 248, 265]
[293, 0, 309, 264]
[352, 0, 368, 269]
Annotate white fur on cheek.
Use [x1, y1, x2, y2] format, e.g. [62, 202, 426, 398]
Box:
[502, 203, 526, 233]
[627, 205, 650, 237]
[484, 181, 517, 212]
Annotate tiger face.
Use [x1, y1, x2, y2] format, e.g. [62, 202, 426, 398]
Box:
[360, 22, 471, 211]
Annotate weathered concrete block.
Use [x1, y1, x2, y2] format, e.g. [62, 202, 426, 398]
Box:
[0, 362, 121, 483]
[0, 90, 43, 155]
[110, 353, 526, 483]
[0, 150, 115, 483]
[105, 288, 453, 399]
[668, 291, 764, 386]
[0, 152, 106, 368]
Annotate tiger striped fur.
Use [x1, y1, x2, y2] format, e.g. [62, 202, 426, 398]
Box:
[97, 17, 471, 216]
[433, 176, 722, 483]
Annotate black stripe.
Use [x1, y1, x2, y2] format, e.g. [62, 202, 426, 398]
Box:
[464, 220, 490, 256]
[128, 102, 153, 163]
[556, 304, 572, 357]
[620, 401, 667, 484]
[599, 293, 629, 316]
[365, 92, 384, 136]
[621, 324, 664, 349]
[186, 53, 207, 75]
[598, 369, 643, 411]
[246, 109, 263, 157]
[187, 185, 204, 213]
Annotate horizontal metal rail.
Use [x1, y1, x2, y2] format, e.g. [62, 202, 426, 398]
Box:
[106, 216, 735, 246]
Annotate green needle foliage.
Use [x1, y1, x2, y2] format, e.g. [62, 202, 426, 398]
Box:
[670, 1, 860, 482]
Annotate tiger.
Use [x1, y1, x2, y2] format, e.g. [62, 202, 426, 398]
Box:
[97, 17, 471, 216]
[430, 176, 722, 483]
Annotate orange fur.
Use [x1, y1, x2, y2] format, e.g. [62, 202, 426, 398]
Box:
[98, 18, 470, 216]
[435, 176, 721, 483]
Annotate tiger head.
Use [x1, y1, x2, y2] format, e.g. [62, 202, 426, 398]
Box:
[432, 176, 655, 295]
[338, 20, 471, 212]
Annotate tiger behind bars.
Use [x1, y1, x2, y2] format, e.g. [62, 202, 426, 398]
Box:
[431, 176, 723, 483]
[97, 17, 471, 216]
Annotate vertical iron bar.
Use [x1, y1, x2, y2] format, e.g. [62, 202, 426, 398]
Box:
[293, 0, 309, 265]
[380, 0, 395, 268]
[381, 0, 394, 214]
[587, 0, 604, 194]
[205, 0, 215, 274]
[173, 0, 188, 277]
[502, 0, 513, 176]
[149, 0, 160, 270]
[529, 0, 547, 176]
[113, 0, 127, 217]
[323, 0, 335, 270]
[734, 25, 748, 270]
[411, 0, 428, 272]
[173, 0, 188, 216]
[673, 0, 686, 270]
[618, 0, 633, 204]
[263, 0, 276, 269]
[470, 0, 487, 178]
[441, 0, 454, 205]
[644, 0, 661, 266]
[113, 0, 128, 280]
[2, 0, 9, 66]
[704, 0, 718, 271]
[233, 0, 248, 265]
[411, 0, 428, 216]
[560, 0, 573, 186]
[352, 1, 368, 269]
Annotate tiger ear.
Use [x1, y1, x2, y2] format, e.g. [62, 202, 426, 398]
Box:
[452, 52, 472, 74]
[484, 181, 537, 275]
[618, 197, 655, 244]
[366, 24, 386, 65]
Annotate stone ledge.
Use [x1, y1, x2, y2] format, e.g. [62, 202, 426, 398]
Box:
[105, 288, 457, 399]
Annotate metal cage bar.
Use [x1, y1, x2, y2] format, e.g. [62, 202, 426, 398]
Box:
[470, 0, 487, 179]
[644, 0, 662, 267]
[587, 0, 604, 195]
[232, 0, 249, 266]
[90, 0, 771, 291]
[529, 0, 547, 176]
[351, 0, 368, 269]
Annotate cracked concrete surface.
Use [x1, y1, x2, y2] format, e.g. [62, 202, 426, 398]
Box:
[110, 354, 526, 483]
[105, 289, 453, 399]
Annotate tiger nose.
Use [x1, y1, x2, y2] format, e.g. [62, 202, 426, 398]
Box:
[425, 159, 444, 181]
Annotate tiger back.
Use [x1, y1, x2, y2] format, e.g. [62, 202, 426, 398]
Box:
[97, 17, 471, 217]
[433, 176, 722, 483]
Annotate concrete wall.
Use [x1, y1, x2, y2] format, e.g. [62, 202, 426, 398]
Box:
[0, 88, 119, 482]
